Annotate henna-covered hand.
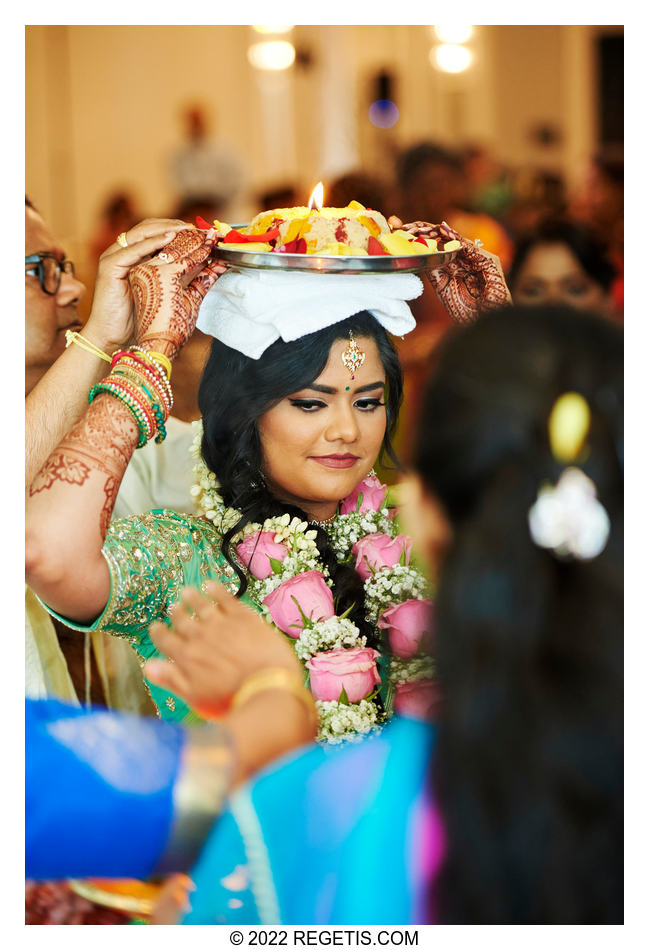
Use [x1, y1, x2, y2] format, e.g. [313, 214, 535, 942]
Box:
[401, 221, 512, 325]
[85, 218, 191, 351]
[129, 228, 227, 361]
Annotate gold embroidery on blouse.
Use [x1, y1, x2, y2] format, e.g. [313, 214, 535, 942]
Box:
[98, 512, 230, 638]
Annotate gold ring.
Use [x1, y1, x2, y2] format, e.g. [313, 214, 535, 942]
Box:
[116, 232, 129, 248]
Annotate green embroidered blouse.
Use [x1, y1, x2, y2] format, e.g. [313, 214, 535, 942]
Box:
[45, 509, 260, 724]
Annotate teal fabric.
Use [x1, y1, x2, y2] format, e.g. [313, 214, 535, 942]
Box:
[43, 509, 260, 724]
[183, 716, 435, 925]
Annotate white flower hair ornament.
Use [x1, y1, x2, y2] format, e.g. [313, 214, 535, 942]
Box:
[528, 468, 610, 560]
[528, 392, 611, 561]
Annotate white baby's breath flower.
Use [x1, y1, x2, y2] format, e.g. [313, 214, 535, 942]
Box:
[390, 655, 436, 685]
[363, 565, 430, 622]
[315, 699, 382, 745]
[294, 616, 365, 660]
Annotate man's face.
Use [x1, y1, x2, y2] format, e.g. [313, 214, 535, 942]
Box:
[25, 207, 86, 394]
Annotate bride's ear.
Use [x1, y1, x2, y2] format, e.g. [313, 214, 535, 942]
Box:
[398, 473, 452, 578]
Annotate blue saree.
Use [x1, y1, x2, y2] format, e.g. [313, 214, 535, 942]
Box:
[26, 698, 183, 881]
[183, 715, 439, 925]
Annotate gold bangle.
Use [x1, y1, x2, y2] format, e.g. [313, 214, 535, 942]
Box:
[148, 350, 172, 380]
[65, 330, 112, 363]
[231, 668, 316, 720]
[137, 348, 172, 380]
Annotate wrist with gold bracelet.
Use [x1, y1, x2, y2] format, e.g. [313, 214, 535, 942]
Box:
[230, 667, 317, 726]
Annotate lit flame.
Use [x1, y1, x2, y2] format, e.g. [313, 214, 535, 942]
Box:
[308, 182, 324, 211]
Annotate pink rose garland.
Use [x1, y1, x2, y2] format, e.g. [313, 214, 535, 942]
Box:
[263, 570, 335, 637]
[236, 530, 288, 580]
[352, 533, 412, 581]
[393, 680, 440, 721]
[339, 475, 388, 515]
[377, 598, 434, 658]
[306, 647, 381, 702]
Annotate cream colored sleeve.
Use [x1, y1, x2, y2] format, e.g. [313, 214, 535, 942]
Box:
[25, 587, 79, 704]
[112, 416, 199, 521]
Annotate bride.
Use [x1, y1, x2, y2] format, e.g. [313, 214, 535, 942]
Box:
[25, 222, 507, 735]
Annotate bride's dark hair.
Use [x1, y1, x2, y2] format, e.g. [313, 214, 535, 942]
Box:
[198, 312, 403, 640]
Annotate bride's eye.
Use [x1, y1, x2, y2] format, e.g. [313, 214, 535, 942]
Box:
[354, 398, 385, 411]
[289, 399, 327, 412]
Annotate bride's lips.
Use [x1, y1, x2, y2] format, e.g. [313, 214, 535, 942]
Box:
[310, 454, 360, 469]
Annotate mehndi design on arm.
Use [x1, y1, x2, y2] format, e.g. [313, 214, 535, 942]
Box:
[30, 453, 92, 494]
[29, 395, 140, 540]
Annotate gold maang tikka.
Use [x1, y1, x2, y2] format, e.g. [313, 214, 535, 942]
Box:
[341, 331, 366, 380]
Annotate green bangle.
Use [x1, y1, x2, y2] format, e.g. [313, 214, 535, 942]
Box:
[88, 381, 150, 448]
[109, 367, 168, 444]
[151, 402, 167, 444]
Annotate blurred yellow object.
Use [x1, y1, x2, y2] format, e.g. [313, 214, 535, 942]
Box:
[282, 218, 308, 243]
[359, 215, 381, 237]
[548, 392, 591, 463]
[322, 243, 368, 256]
[347, 199, 366, 210]
[218, 242, 272, 252]
[379, 232, 430, 255]
[68, 878, 163, 917]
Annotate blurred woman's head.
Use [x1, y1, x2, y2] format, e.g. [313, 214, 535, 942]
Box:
[508, 219, 616, 315]
[411, 305, 623, 923]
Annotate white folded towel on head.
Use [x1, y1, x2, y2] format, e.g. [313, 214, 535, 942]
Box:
[196, 268, 423, 359]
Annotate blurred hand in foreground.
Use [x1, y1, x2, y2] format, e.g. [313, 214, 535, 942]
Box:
[145, 580, 302, 720]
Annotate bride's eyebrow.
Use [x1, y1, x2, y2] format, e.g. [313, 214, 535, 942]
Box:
[299, 381, 386, 395]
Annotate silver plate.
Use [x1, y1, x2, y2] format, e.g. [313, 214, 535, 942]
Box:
[213, 234, 458, 274]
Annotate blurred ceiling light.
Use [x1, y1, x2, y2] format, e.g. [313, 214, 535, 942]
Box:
[433, 24, 473, 44]
[252, 25, 294, 34]
[369, 100, 400, 129]
[431, 44, 473, 73]
[248, 41, 296, 71]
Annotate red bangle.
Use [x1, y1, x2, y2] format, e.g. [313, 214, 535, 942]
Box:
[115, 358, 173, 414]
[108, 375, 158, 434]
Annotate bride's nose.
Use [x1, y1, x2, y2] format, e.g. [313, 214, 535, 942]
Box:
[324, 403, 360, 444]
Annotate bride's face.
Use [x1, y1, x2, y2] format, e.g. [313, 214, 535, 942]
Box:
[258, 336, 388, 521]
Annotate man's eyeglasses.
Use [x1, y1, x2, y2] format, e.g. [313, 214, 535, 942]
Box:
[25, 253, 76, 295]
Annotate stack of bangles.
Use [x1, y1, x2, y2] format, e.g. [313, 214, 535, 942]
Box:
[88, 347, 173, 448]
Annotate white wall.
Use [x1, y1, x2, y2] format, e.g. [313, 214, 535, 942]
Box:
[26, 24, 620, 247]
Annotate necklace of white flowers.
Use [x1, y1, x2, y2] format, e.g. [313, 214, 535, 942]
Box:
[190, 420, 435, 744]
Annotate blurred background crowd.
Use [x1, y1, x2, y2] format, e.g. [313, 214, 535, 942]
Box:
[26, 24, 623, 427]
